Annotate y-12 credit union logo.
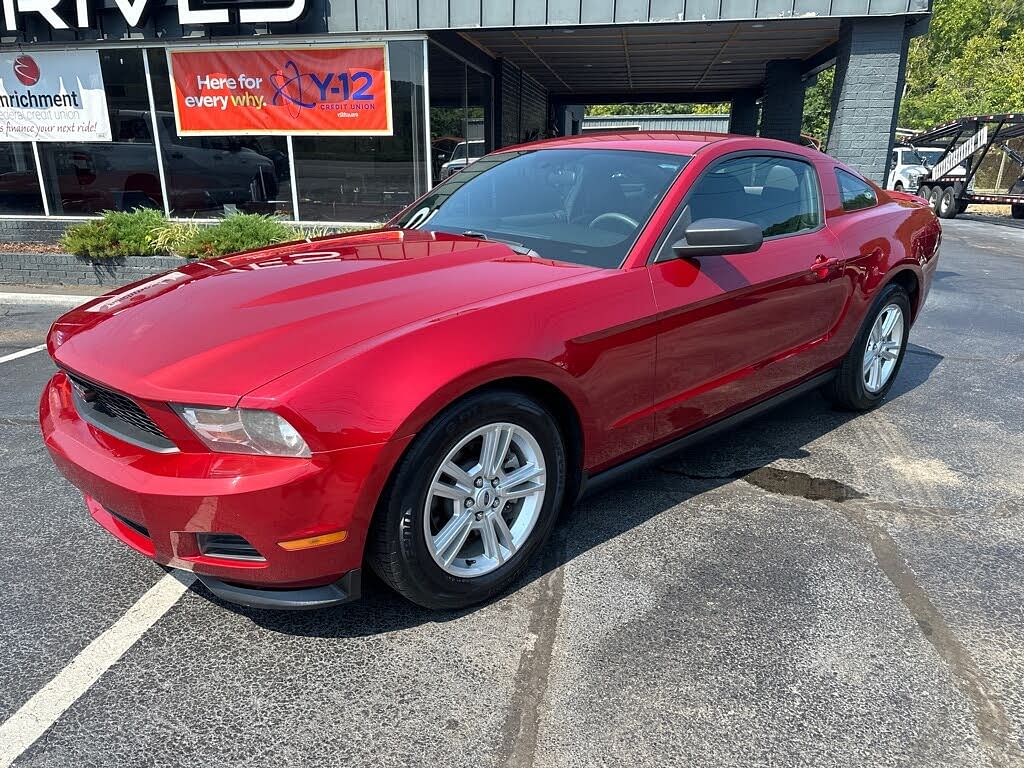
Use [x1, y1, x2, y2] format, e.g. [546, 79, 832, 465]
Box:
[270, 61, 376, 118]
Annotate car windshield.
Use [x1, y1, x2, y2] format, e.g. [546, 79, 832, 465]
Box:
[392, 148, 689, 268]
[911, 148, 944, 166]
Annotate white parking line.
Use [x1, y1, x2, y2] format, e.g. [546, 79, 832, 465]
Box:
[0, 571, 196, 767]
[0, 292, 96, 306]
[0, 345, 47, 365]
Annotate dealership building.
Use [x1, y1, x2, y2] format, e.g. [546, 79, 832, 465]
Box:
[0, 0, 930, 227]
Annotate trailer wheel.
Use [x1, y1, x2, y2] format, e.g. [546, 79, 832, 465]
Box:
[1012, 204, 1024, 220]
[938, 187, 959, 219]
[917, 184, 931, 202]
[928, 186, 943, 213]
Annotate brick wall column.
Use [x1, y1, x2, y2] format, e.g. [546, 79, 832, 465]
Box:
[826, 17, 911, 185]
[760, 60, 805, 144]
[729, 90, 759, 136]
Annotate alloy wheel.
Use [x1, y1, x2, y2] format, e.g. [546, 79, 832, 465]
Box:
[863, 303, 905, 393]
[423, 422, 546, 577]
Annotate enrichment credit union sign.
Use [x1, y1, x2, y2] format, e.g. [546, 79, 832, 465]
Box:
[0, 51, 112, 141]
[168, 46, 392, 137]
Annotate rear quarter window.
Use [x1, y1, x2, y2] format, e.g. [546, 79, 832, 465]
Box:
[836, 169, 878, 212]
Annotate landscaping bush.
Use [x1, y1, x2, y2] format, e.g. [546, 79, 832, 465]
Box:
[175, 214, 296, 259]
[59, 209, 369, 260]
[60, 208, 168, 259]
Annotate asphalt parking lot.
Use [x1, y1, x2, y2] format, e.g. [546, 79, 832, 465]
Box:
[1, 216, 1022, 768]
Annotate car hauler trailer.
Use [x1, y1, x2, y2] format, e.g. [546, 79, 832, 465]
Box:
[908, 114, 1024, 220]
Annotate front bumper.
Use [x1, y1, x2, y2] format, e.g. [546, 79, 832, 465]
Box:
[40, 372, 408, 606]
[195, 569, 361, 610]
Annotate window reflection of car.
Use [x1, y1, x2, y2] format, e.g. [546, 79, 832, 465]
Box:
[40, 110, 278, 215]
[440, 140, 485, 179]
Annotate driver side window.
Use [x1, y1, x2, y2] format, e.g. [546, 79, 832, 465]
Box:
[657, 154, 822, 260]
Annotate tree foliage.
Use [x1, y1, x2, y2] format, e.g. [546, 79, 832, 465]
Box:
[900, 0, 1024, 129]
[802, 68, 834, 143]
[587, 103, 727, 116]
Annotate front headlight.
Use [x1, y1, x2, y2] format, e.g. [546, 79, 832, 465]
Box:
[173, 406, 311, 458]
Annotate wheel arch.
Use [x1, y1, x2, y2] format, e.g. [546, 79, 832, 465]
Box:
[385, 368, 588, 515]
[886, 267, 921, 322]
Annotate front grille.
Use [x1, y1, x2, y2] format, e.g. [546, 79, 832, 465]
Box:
[110, 510, 150, 539]
[66, 371, 177, 453]
[67, 373, 166, 438]
[198, 533, 265, 561]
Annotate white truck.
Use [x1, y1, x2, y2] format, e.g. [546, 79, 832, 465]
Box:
[887, 145, 966, 193]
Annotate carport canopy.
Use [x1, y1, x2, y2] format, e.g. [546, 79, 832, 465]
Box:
[462, 18, 841, 103]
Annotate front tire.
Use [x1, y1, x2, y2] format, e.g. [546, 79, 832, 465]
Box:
[367, 390, 566, 610]
[825, 283, 911, 411]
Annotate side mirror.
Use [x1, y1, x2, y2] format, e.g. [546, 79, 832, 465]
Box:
[672, 218, 763, 259]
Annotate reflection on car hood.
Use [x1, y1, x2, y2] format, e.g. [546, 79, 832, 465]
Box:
[49, 229, 596, 405]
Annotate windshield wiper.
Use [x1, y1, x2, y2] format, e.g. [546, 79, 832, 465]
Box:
[459, 230, 536, 257]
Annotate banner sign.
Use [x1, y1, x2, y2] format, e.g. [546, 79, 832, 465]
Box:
[168, 46, 392, 137]
[0, 51, 111, 142]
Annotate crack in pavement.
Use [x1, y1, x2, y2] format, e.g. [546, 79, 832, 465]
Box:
[497, 534, 566, 768]
[663, 463, 1022, 767]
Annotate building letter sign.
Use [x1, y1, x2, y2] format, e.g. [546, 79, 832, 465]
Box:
[1, 0, 307, 30]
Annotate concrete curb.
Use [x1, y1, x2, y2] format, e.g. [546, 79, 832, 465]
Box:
[0, 252, 186, 288]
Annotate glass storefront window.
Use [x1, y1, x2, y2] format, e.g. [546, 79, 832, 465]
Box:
[292, 40, 428, 223]
[9, 39, 491, 225]
[38, 50, 163, 215]
[147, 50, 293, 219]
[429, 44, 492, 184]
[0, 143, 44, 215]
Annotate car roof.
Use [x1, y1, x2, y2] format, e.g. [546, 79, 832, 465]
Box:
[497, 131, 832, 162]
[500, 131, 732, 156]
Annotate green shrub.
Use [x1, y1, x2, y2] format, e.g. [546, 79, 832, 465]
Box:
[176, 214, 296, 259]
[60, 210, 371, 260]
[60, 208, 168, 259]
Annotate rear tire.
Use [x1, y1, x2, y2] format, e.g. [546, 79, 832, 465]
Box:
[916, 184, 931, 202]
[938, 187, 959, 219]
[928, 186, 943, 213]
[825, 283, 911, 411]
[367, 390, 566, 610]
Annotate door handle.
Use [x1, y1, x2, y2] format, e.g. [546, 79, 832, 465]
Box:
[811, 254, 841, 279]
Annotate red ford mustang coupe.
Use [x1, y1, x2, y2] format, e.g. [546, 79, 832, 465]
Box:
[40, 133, 940, 610]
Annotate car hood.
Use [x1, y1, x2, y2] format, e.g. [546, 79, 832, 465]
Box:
[49, 229, 597, 406]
